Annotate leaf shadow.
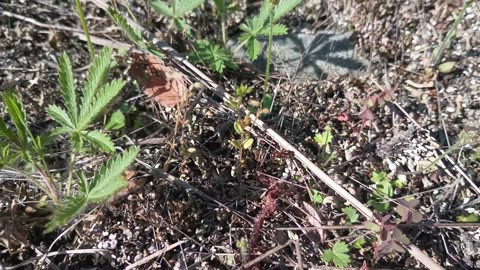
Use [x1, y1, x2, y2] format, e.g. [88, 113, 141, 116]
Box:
[253, 31, 367, 80]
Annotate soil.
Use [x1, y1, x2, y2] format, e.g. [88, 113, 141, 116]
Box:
[1, 0, 479, 269]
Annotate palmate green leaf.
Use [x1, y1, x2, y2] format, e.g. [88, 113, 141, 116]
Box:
[322, 241, 351, 268]
[189, 39, 238, 73]
[88, 146, 139, 202]
[342, 206, 359, 224]
[151, 0, 174, 17]
[174, 0, 205, 17]
[272, 0, 301, 22]
[58, 53, 78, 125]
[81, 48, 113, 116]
[259, 23, 288, 36]
[46, 105, 75, 130]
[45, 195, 88, 233]
[314, 125, 333, 147]
[78, 78, 126, 130]
[2, 90, 28, 148]
[80, 130, 115, 153]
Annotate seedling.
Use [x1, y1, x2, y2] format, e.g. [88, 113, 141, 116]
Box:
[314, 125, 337, 164]
[234, 0, 300, 100]
[322, 241, 351, 268]
[0, 48, 138, 232]
[311, 189, 324, 205]
[353, 237, 366, 249]
[342, 206, 360, 224]
[367, 171, 395, 213]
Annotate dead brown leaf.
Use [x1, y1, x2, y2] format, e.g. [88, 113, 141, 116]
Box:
[129, 53, 186, 108]
[302, 202, 324, 243]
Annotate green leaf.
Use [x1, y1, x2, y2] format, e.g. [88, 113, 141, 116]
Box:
[261, 94, 273, 111]
[189, 40, 238, 73]
[2, 90, 29, 148]
[76, 171, 89, 194]
[251, 1, 270, 31]
[234, 121, 244, 135]
[369, 200, 390, 213]
[246, 38, 261, 61]
[353, 237, 366, 249]
[322, 241, 351, 268]
[231, 139, 242, 149]
[80, 131, 115, 153]
[342, 206, 359, 224]
[314, 125, 333, 147]
[107, 8, 154, 54]
[272, 0, 301, 22]
[82, 48, 113, 117]
[151, 0, 174, 17]
[0, 118, 19, 145]
[78, 79, 126, 130]
[49, 127, 72, 136]
[174, 0, 205, 17]
[311, 189, 324, 205]
[173, 17, 192, 35]
[371, 171, 388, 184]
[363, 221, 380, 232]
[457, 213, 479, 223]
[88, 146, 138, 202]
[438, 61, 456, 73]
[58, 53, 78, 125]
[45, 195, 88, 233]
[242, 138, 254, 149]
[105, 110, 125, 130]
[88, 175, 127, 203]
[259, 23, 288, 36]
[46, 105, 75, 130]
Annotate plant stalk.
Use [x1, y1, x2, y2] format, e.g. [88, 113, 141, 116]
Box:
[75, 0, 95, 59]
[433, 0, 472, 65]
[263, 10, 274, 94]
[65, 151, 77, 196]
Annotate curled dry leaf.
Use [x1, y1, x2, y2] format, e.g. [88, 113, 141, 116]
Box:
[129, 53, 186, 108]
[303, 201, 324, 243]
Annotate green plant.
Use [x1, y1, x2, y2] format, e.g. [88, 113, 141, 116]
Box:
[367, 171, 395, 212]
[311, 189, 324, 205]
[457, 213, 479, 223]
[228, 84, 255, 151]
[234, 0, 300, 99]
[322, 241, 351, 268]
[234, 0, 299, 61]
[107, 8, 165, 58]
[189, 39, 238, 73]
[314, 125, 337, 164]
[151, 0, 205, 36]
[74, 0, 95, 59]
[353, 237, 366, 249]
[0, 48, 138, 232]
[342, 206, 359, 224]
[213, 0, 238, 46]
[432, 0, 473, 65]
